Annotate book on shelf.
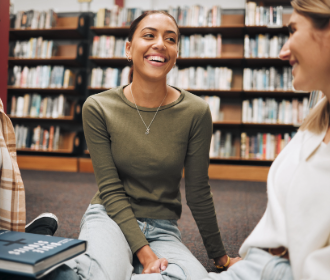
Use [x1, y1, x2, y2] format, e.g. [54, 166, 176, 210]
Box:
[11, 38, 56, 59]
[10, 94, 69, 118]
[308, 90, 324, 110]
[167, 66, 232, 90]
[245, 2, 283, 26]
[179, 34, 222, 58]
[240, 131, 295, 160]
[92, 36, 127, 58]
[94, 6, 142, 27]
[10, 66, 74, 88]
[244, 34, 288, 58]
[168, 5, 222, 27]
[14, 10, 57, 29]
[243, 67, 292, 91]
[199, 96, 221, 121]
[210, 130, 240, 158]
[0, 230, 86, 279]
[90, 66, 130, 88]
[14, 125, 62, 151]
[242, 97, 309, 125]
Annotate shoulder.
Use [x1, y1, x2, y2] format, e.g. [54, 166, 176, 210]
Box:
[179, 88, 210, 117]
[84, 87, 122, 107]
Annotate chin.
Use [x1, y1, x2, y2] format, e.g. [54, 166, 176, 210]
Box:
[293, 78, 313, 92]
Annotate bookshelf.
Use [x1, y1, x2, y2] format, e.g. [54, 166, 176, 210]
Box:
[7, 12, 90, 171]
[6, 2, 299, 181]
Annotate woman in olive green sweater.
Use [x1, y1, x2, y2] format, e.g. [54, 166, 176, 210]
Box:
[44, 10, 240, 280]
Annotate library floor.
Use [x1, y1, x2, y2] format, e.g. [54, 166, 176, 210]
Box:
[22, 170, 267, 273]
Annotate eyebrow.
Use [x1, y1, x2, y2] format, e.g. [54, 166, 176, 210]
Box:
[141, 27, 177, 35]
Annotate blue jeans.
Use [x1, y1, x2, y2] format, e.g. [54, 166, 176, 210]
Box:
[44, 204, 209, 280]
[203, 248, 293, 280]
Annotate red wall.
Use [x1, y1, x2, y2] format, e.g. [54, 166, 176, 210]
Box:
[0, 0, 10, 113]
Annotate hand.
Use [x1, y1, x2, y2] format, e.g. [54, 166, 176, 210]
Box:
[136, 245, 168, 274]
[214, 254, 242, 269]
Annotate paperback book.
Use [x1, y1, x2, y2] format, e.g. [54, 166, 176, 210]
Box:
[0, 230, 86, 279]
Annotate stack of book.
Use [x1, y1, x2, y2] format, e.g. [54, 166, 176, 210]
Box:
[94, 6, 142, 27]
[179, 34, 222, 58]
[241, 132, 295, 160]
[90, 66, 130, 88]
[243, 67, 292, 91]
[92, 36, 127, 58]
[14, 10, 57, 29]
[11, 38, 56, 58]
[210, 130, 240, 158]
[14, 125, 61, 151]
[242, 98, 309, 125]
[244, 34, 288, 58]
[167, 66, 232, 90]
[10, 94, 69, 118]
[245, 2, 283, 26]
[168, 5, 222, 27]
[10, 66, 75, 88]
[200, 96, 221, 121]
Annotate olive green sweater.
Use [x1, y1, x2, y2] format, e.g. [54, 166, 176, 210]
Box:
[82, 86, 226, 259]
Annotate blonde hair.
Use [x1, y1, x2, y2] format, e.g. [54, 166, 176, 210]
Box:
[291, 0, 330, 133]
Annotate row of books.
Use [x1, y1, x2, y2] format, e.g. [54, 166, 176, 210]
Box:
[179, 34, 222, 58]
[92, 36, 127, 58]
[10, 66, 75, 88]
[10, 94, 69, 119]
[241, 132, 295, 160]
[244, 34, 288, 58]
[242, 98, 309, 125]
[13, 10, 57, 29]
[200, 96, 221, 121]
[243, 67, 292, 91]
[94, 6, 142, 27]
[90, 66, 130, 88]
[245, 2, 284, 26]
[168, 5, 222, 27]
[11, 38, 56, 58]
[210, 131, 239, 158]
[167, 66, 232, 90]
[14, 125, 61, 151]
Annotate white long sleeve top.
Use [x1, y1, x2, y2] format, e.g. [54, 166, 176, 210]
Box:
[239, 120, 330, 279]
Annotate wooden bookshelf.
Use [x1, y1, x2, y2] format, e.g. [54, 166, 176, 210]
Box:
[7, 86, 77, 94]
[9, 14, 88, 40]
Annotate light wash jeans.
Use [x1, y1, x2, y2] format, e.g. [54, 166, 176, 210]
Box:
[43, 204, 209, 280]
[203, 248, 293, 280]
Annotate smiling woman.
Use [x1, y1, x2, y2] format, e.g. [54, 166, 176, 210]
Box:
[36, 10, 239, 280]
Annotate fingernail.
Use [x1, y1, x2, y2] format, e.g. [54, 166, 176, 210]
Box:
[162, 266, 166, 270]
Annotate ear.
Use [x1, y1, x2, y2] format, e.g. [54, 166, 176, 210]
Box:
[125, 41, 132, 59]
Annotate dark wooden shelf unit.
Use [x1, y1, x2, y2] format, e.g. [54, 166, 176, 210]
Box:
[10, 14, 89, 40]
[8, 42, 87, 66]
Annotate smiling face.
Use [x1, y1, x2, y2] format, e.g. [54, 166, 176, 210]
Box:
[279, 10, 330, 93]
[125, 13, 178, 83]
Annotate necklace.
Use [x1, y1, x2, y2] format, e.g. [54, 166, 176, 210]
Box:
[130, 83, 168, 135]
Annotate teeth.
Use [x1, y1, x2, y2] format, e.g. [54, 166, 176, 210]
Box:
[147, 56, 165, 62]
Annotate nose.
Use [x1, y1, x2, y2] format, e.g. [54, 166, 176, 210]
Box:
[152, 36, 166, 50]
[279, 39, 291, 60]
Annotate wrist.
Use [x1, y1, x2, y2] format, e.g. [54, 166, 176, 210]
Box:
[214, 254, 229, 266]
[136, 245, 158, 266]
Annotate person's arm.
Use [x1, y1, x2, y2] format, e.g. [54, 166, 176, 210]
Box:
[184, 104, 226, 259]
[302, 244, 330, 279]
[82, 96, 148, 254]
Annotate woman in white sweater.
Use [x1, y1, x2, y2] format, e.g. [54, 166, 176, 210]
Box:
[204, 0, 330, 279]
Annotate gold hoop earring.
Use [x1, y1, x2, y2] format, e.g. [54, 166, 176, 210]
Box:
[127, 56, 132, 62]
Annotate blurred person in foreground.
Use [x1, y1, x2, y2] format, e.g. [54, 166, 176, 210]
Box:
[203, 0, 330, 279]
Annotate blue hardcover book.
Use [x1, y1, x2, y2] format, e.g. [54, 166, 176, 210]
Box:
[0, 230, 86, 279]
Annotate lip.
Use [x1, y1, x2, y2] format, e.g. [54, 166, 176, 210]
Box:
[144, 53, 169, 67]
